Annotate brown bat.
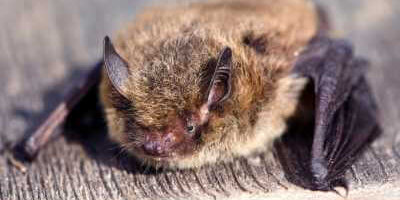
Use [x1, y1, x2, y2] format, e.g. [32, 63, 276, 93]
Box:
[18, 0, 378, 191]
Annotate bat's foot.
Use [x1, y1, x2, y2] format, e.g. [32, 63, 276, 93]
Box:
[0, 141, 32, 173]
[6, 150, 28, 173]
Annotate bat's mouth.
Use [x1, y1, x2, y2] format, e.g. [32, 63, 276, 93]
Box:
[131, 148, 188, 164]
[130, 142, 197, 163]
[141, 145, 174, 158]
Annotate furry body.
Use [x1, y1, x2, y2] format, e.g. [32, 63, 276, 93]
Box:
[100, 0, 319, 168]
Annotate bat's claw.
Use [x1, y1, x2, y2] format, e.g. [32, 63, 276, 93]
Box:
[311, 159, 330, 190]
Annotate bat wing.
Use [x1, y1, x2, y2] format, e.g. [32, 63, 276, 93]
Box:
[15, 62, 103, 160]
[293, 36, 379, 190]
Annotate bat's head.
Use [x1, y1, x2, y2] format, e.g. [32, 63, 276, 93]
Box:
[102, 36, 233, 167]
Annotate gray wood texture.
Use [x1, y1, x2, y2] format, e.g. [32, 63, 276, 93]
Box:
[0, 0, 399, 199]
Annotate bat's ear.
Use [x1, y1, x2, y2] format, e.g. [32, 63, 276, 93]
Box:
[206, 46, 232, 110]
[104, 36, 130, 98]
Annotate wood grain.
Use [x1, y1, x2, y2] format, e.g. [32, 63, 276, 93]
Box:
[0, 0, 399, 199]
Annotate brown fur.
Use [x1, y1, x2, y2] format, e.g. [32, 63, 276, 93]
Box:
[100, 0, 318, 168]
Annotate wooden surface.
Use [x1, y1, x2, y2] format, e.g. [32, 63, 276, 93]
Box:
[1, 0, 400, 199]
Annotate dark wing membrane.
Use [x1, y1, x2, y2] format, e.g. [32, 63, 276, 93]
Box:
[293, 37, 379, 190]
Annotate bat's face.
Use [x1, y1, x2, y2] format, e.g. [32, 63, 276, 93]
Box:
[103, 37, 232, 163]
[126, 105, 210, 161]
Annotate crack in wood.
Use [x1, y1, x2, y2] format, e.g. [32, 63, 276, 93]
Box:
[37, 156, 50, 200]
[210, 166, 230, 196]
[79, 159, 96, 200]
[203, 167, 221, 195]
[191, 169, 217, 199]
[169, 171, 191, 198]
[392, 131, 400, 163]
[96, 160, 118, 199]
[162, 172, 181, 197]
[370, 148, 389, 183]
[144, 174, 165, 199]
[32, 166, 44, 200]
[64, 159, 80, 200]
[227, 162, 250, 193]
[0, 159, 4, 200]
[134, 175, 150, 198]
[241, 158, 269, 192]
[6, 164, 14, 200]
[171, 171, 191, 196]
[54, 144, 77, 199]
[9, 164, 22, 200]
[74, 159, 89, 200]
[26, 171, 36, 200]
[42, 152, 63, 200]
[262, 152, 288, 189]
[0, 179, 3, 200]
[155, 171, 177, 198]
[110, 169, 127, 199]
[349, 166, 360, 186]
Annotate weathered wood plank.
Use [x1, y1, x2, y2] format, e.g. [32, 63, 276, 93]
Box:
[0, 0, 400, 199]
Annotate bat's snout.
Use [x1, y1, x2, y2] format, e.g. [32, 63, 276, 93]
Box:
[142, 130, 183, 157]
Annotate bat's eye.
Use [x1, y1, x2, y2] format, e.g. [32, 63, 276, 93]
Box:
[186, 125, 195, 133]
[186, 123, 196, 134]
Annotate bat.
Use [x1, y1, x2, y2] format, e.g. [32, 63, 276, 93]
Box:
[15, 0, 379, 192]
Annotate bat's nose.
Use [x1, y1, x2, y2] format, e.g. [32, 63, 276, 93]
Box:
[142, 131, 182, 157]
[143, 140, 164, 156]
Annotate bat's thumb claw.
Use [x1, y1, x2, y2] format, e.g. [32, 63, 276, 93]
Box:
[311, 159, 329, 190]
[331, 186, 349, 198]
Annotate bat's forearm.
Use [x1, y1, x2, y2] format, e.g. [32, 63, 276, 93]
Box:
[19, 61, 103, 160]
